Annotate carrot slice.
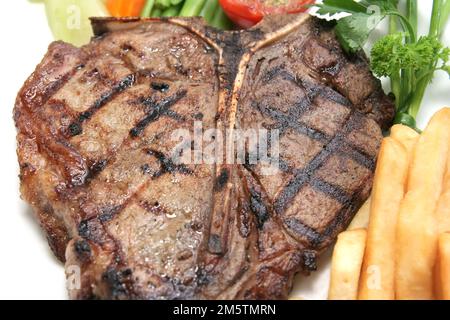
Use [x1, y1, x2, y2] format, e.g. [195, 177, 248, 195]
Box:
[107, 0, 146, 17]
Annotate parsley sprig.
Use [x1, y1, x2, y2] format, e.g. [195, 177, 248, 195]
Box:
[315, 0, 450, 130]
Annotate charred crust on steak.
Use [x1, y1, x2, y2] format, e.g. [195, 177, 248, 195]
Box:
[145, 149, 193, 178]
[284, 217, 323, 246]
[208, 234, 223, 255]
[67, 122, 82, 136]
[249, 188, 270, 230]
[101, 267, 134, 299]
[214, 168, 229, 191]
[78, 220, 90, 239]
[74, 240, 92, 262]
[219, 33, 247, 91]
[77, 218, 110, 243]
[150, 82, 170, 92]
[194, 112, 204, 120]
[98, 206, 122, 223]
[89, 159, 108, 175]
[140, 163, 152, 175]
[301, 250, 318, 272]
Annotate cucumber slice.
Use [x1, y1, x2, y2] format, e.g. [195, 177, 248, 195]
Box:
[45, 0, 108, 47]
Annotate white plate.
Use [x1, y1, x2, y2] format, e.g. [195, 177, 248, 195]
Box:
[0, 1, 448, 300]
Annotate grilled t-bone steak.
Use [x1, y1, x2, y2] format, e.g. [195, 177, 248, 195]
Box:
[15, 14, 394, 299]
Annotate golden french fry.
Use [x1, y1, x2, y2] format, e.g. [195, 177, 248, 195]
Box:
[434, 138, 450, 299]
[328, 229, 367, 300]
[436, 154, 450, 234]
[390, 124, 421, 155]
[359, 133, 417, 300]
[437, 192, 450, 235]
[348, 197, 371, 231]
[396, 108, 450, 300]
[437, 233, 450, 300]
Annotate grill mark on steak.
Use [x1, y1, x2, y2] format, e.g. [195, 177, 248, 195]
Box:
[258, 103, 329, 143]
[286, 172, 372, 248]
[67, 74, 137, 137]
[64, 84, 188, 190]
[214, 168, 230, 191]
[260, 52, 361, 112]
[151, 82, 170, 92]
[242, 165, 274, 229]
[88, 148, 194, 223]
[309, 178, 351, 205]
[254, 72, 356, 146]
[74, 239, 92, 262]
[83, 147, 194, 230]
[85, 159, 109, 181]
[261, 64, 286, 83]
[130, 90, 187, 137]
[55, 88, 192, 202]
[78, 217, 108, 242]
[279, 71, 353, 108]
[274, 110, 362, 214]
[336, 146, 376, 171]
[319, 175, 371, 242]
[249, 187, 270, 229]
[102, 267, 134, 299]
[145, 149, 193, 178]
[98, 205, 123, 223]
[283, 217, 322, 245]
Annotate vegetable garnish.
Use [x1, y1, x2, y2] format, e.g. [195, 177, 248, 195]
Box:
[219, 0, 314, 28]
[315, 0, 409, 54]
[315, 0, 450, 130]
[36, 0, 233, 48]
[371, 34, 450, 122]
[140, 0, 233, 29]
[44, 0, 108, 47]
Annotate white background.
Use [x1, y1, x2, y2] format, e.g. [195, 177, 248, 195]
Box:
[0, 1, 448, 300]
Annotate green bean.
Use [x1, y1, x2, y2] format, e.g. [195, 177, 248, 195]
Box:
[141, 0, 155, 17]
[406, 0, 418, 40]
[211, 8, 233, 30]
[439, 0, 450, 38]
[200, 0, 219, 23]
[158, 0, 172, 8]
[162, 4, 182, 17]
[179, 0, 206, 17]
[151, 8, 162, 17]
[429, 0, 443, 38]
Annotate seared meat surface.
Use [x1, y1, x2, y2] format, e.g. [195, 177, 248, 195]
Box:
[14, 14, 393, 299]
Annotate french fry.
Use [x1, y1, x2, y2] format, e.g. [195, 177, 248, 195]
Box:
[395, 108, 450, 300]
[358, 129, 418, 300]
[436, 154, 450, 234]
[435, 157, 450, 299]
[328, 229, 367, 300]
[437, 233, 450, 300]
[390, 124, 421, 155]
[348, 197, 371, 230]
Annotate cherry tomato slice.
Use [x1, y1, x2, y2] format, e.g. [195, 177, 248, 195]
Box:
[219, 0, 315, 28]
